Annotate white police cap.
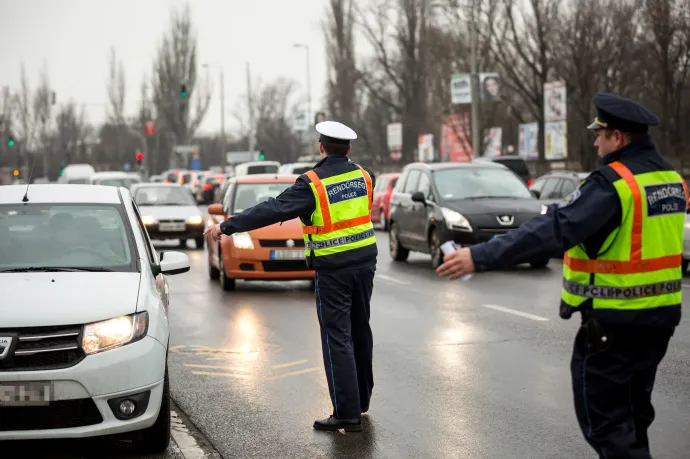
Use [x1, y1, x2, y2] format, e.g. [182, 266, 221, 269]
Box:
[315, 121, 357, 145]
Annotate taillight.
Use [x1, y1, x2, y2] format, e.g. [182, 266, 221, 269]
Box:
[193, 180, 199, 186]
[527, 179, 533, 187]
[203, 184, 212, 190]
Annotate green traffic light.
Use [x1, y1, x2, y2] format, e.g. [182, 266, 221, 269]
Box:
[8, 139, 14, 147]
[258, 153, 265, 160]
[180, 91, 187, 98]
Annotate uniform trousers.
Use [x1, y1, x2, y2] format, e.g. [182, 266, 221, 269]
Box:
[571, 321, 673, 459]
[314, 265, 375, 419]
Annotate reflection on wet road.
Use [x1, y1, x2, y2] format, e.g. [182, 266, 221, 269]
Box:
[167, 232, 690, 458]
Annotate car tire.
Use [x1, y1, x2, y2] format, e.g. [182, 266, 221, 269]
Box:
[195, 237, 205, 250]
[530, 259, 550, 269]
[389, 223, 409, 262]
[683, 258, 689, 275]
[218, 247, 236, 291]
[429, 228, 443, 268]
[378, 208, 387, 231]
[136, 364, 171, 454]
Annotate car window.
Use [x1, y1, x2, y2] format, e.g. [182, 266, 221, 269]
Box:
[530, 177, 547, 192]
[402, 170, 421, 194]
[67, 178, 89, 184]
[133, 186, 196, 206]
[540, 178, 562, 199]
[375, 177, 387, 193]
[247, 164, 278, 174]
[389, 177, 398, 190]
[232, 182, 292, 213]
[418, 173, 432, 199]
[559, 178, 578, 197]
[96, 178, 140, 189]
[0, 204, 135, 271]
[130, 200, 157, 264]
[223, 183, 234, 211]
[433, 168, 532, 200]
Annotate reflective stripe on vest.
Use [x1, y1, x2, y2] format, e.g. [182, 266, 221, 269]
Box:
[301, 165, 376, 258]
[561, 161, 688, 311]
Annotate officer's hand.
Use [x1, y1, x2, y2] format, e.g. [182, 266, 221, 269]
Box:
[203, 224, 223, 242]
[436, 247, 475, 280]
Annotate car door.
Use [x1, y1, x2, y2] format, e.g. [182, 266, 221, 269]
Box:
[398, 170, 421, 244]
[408, 171, 433, 247]
[538, 178, 563, 205]
[131, 199, 169, 309]
[558, 178, 578, 199]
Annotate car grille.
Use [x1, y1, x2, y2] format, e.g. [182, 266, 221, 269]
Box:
[157, 219, 185, 223]
[261, 260, 311, 272]
[259, 239, 305, 248]
[0, 325, 85, 372]
[0, 398, 102, 431]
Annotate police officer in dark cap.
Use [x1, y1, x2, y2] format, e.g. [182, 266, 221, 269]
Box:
[436, 93, 688, 458]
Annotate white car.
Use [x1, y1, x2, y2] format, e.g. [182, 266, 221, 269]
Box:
[88, 171, 141, 189]
[0, 184, 190, 452]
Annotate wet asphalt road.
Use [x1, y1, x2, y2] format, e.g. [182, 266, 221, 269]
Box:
[165, 231, 690, 459]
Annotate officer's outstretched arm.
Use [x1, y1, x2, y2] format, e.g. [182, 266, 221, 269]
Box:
[219, 180, 315, 235]
[469, 173, 622, 271]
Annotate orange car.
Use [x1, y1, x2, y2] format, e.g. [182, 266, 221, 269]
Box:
[206, 174, 315, 291]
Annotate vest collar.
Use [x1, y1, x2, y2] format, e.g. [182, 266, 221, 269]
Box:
[315, 155, 350, 168]
[601, 135, 656, 166]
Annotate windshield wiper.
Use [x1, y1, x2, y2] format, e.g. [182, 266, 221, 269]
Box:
[0, 267, 115, 273]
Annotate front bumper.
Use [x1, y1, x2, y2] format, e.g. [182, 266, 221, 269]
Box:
[145, 223, 205, 241]
[438, 225, 514, 246]
[0, 336, 166, 439]
[222, 245, 314, 280]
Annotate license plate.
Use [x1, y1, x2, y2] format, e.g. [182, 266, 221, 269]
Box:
[0, 382, 53, 406]
[270, 250, 306, 260]
[159, 222, 185, 232]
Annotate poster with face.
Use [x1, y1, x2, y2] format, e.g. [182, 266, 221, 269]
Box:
[481, 74, 500, 101]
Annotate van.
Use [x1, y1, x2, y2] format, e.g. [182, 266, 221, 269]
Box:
[278, 162, 316, 175]
[234, 161, 281, 176]
[473, 156, 532, 186]
[58, 164, 96, 184]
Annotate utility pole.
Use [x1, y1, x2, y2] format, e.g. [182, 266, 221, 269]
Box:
[247, 62, 255, 152]
[469, 0, 480, 158]
[220, 66, 226, 171]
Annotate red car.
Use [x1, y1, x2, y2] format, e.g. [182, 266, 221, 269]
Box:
[371, 172, 400, 230]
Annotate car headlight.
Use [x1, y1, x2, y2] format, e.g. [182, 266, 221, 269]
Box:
[541, 205, 548, 215]
[187, 215, 204, 225]
[441, 207, 472, 231]
[81, 312, 148, 355]
[231, 232, 255, 249]
[141, 216, 156, 225]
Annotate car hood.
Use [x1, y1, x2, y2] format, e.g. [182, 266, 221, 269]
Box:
[441, 197, 542, 216]
[137, 205, 201, 220]
[0, 272, 141, 327]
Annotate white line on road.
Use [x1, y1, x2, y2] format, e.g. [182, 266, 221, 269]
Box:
[482, 304, 549, 322]
[682, 284, 690, 289]
[171, 410, 208, 459]
[376, 273, 411, 285]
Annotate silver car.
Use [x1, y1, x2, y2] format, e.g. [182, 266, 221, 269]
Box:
[130, 183, 206, 249]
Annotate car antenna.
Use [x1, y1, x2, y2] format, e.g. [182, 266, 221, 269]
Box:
[21, 162, 35, 203]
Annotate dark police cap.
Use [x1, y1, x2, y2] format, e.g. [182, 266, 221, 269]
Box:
[587, 92, 660, 133]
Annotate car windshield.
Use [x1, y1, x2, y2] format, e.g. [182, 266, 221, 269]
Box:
[434, 168, 533, 200]
[97, 177, 140, 189]
[134, 186, 196, 206]
[67, 178, 88, 184]
[232, 182, 292, 213]
[247, 165, 278, 174]
[0, 204, 134, 272]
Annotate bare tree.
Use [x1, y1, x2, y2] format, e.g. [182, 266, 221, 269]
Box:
[490, 0, 560, 171]
[151, 4, 211, 169]
[11, 65, 34, 173]
[55, 102, 89, 165]
[33, 65, 53, 177]
[323, 0, 358, 127]
[251, 79, 302, 163]
[0, 85, 16, 169]
[106, 47, 126, 125]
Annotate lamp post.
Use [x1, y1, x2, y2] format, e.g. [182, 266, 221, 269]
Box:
[293, 43, 312, 128]
[202, 63, 226, 171]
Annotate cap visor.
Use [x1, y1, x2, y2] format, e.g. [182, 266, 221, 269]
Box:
[586, 121, 600, 130]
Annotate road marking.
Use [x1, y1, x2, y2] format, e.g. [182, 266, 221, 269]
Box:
[683, 284, 690, 289]
[171, 410, 207, 459]
[482, 304, 549, 322]
[264, 367, 321, 380]
[191, 371, 252, 379]
[377, 273, 410, 285]
[270, 359, 308, 369]
[184, 364, 252, 372]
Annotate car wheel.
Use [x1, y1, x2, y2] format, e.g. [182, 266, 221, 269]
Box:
[135, 364, 171, 454]
[389, 223, 409, 262]
[194, 236, 205, 250]
[683, 258, 689, 275]
[530, 259, 550, 269]
[178, 239, 187, 249]
[378, 208, 387, 231]
[429, 228, 443, 268]
[218, 247, 236, 291]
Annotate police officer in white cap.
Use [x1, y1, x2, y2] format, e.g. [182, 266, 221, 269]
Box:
[205, 121, 377, 432]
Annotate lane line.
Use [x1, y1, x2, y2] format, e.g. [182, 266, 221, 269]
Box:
[191, 371, 252, 379]
[482, 304, 549, 322]
[265, 367, 321, 381]
[270, 359, 308, 369]
[376, 273, 411, 285]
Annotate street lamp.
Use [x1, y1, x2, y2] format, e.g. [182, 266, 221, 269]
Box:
[202, 63, 226, 170]
[293, 43, 312, 128]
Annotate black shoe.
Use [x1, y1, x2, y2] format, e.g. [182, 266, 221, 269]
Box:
[313, 415, 362, 432]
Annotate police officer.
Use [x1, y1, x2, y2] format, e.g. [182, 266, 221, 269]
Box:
[205, 121, 377, 432]
[436, 93, 687, 458]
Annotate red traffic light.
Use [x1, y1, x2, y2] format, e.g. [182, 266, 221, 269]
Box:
[135, 152, 143, 161]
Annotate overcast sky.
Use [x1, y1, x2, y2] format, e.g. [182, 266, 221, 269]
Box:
[0, 0, 329, 136]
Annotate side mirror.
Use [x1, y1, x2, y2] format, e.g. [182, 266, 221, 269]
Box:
[531, 189, 541, 199]
[158, 251, 190, 275]
[208, 203, 224, 215]
[411, 191, 427, 205]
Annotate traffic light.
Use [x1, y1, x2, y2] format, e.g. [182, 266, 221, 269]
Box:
[258, 150, 265, 161]
[13, 169, 19, 177]
[7, 136, 15, 147]
[136, 152, 143, 163]
[180, 84, 187, 98]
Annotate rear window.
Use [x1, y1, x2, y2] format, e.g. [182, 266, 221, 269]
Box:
[0, 204, 135, 272]
[247, 165, 279, 174]
[67, 178, 88, 184]
[134, 186, 197, 206]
